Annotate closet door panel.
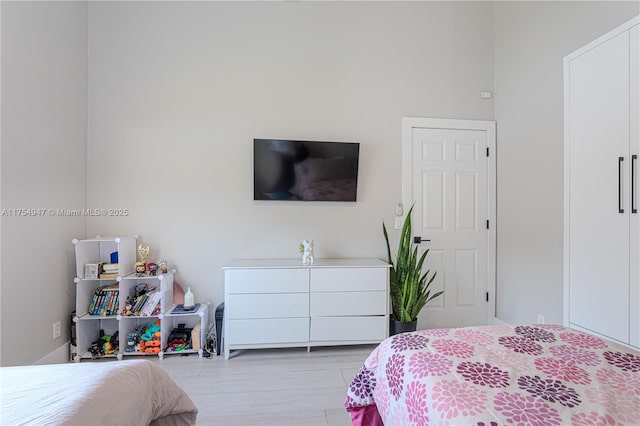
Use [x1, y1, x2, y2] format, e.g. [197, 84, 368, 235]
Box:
[630, 24, 639, 347]
[568, 31, 630, 343]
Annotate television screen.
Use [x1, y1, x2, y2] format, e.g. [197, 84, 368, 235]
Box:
[254, 139, 360, 201]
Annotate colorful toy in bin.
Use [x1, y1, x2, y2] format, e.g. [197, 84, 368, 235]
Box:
[165, 339, 188, 352]
[88, 329, 119, 358]
[126, 332, 140, 352]
[139, 320, 162, 353]
[140, 339, 161, 354]
[141, 320, 161, 341]
[165, 324, 192, 352]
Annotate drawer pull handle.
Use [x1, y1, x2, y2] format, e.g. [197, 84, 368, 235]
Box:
[619, 157, 624, 214]
[633, 154, 637, 214]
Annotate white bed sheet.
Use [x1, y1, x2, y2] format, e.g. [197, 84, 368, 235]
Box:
[0, 359, 197, 426]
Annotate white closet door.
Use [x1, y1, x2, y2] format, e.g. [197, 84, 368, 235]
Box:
[568, 31, 630, 343]
[630, 24, 639, 347]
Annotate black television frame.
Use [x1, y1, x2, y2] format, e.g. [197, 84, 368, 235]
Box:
[253, 138, 360, 202]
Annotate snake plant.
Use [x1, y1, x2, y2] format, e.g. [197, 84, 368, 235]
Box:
[383, 205, 442, 323]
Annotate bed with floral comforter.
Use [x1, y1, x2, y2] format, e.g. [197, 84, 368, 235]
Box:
[345, 324, 640, 426]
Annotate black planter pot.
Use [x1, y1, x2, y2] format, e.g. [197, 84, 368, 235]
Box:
[389, 319, 418, 336]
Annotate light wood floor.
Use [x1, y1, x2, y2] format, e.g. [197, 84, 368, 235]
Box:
[154, 345, 376, 426]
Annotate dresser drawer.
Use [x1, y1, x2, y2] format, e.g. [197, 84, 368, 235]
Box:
[310, 291, 386, 316]
[228, 293, 309, 319]
[228, 318, 309, 345]
[310, 316, 387, 341]
[310, 268, 387, 292]
[227, 269, 308, 294]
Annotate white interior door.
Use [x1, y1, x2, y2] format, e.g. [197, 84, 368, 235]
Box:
[402, 118, 496, 329]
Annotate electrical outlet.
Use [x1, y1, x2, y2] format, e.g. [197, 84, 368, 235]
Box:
[395, 217, 403, 229]
[53, 321, 61, 339]
[537, 314, 545, 324]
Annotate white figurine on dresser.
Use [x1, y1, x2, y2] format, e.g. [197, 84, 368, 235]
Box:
[300, 240, 315, 265]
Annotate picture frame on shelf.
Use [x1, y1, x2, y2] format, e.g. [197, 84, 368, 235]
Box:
[84, 263, 99, 279]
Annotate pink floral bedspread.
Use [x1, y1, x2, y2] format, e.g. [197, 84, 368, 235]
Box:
[345, 324, 640, 426]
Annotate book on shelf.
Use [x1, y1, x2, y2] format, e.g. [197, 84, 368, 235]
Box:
[123, 289, 161, 316]
[101, 263, 119, 272]
[171, 303, 200, 314]
[99, 272, 119, 279]
[88, 283, 119, 316]
[151, 292, 162, 315]
[92, 291, 105, 315]
[97, 289, 112, 315]
[191, 323, 201, 351]
[142, 291, 160, 316]
[133, 293, 149, 314]
[99, 295, 108, 316]
[94, 292, 104, 315]
[88, 287, 101, 313]
[106, 290, 118, 316]
[101, 291, 113, 316]
[110, 291, 119, 316]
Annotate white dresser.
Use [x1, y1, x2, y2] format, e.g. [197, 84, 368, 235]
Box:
[222, 258, 390, 359]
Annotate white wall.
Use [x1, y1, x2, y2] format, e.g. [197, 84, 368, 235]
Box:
[494, 1, 639, 325]
[86, 1, 495, 308]
[4, 2, 637, 364]
[1, 1, 88, 365]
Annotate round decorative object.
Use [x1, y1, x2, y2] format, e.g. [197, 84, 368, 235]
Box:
[137, 243, 150, 263]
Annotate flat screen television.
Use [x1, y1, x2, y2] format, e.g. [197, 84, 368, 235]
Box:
[254, 139, 360, 201]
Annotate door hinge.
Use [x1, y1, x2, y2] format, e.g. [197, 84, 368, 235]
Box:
[486, 292, 489, 302]
[486, 147, 489, 157]
[486, 220, 489, 229]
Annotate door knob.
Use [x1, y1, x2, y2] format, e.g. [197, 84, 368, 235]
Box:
[414, 236, 430, 244]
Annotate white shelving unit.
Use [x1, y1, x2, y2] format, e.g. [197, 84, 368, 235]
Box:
[73, 236, 209, 360]
[73, 236, 137, 361]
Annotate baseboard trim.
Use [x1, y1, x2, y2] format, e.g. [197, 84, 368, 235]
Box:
[491, 317, 510, 326]
[35, 341, 70, 365]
